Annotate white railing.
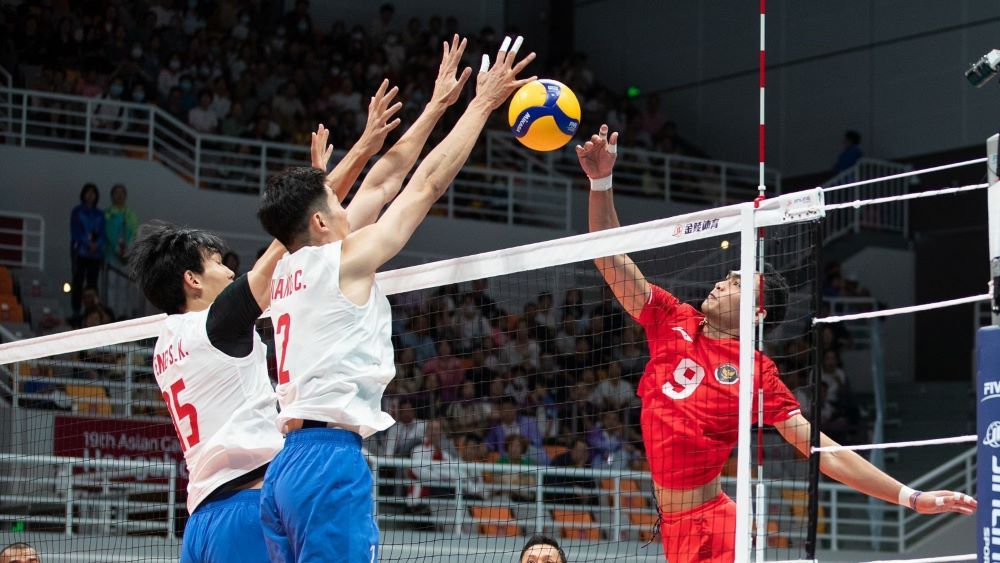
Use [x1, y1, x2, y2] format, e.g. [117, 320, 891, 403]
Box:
[821, 158, 912, 243]
[486, 130, 782, 205]
[0, 453, 177, 538]
[0, 210, 44, 271]
[0, 87, 572, 231]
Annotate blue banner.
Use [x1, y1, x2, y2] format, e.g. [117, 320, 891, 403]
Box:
[978, 326, 1000, 563]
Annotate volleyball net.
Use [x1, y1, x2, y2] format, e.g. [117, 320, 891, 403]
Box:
[0, 161, 995, 561]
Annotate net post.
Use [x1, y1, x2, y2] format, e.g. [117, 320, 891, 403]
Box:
[534, 471, 544, 534]
[734, 203, 757, 562]
[988, 133, 1000, 325]
[167, 463, 177, 539]
[454, 469, 464, 536]
[806, 220, 822, 559]
[65, 460, 74, 537]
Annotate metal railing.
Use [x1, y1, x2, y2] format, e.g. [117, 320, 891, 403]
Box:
[821, 158, 912, 243]
[0, 210, 44, 271]
[486, 130, 782, 205]
[0, 87, 573, 230]
[0, 453, 177, 538]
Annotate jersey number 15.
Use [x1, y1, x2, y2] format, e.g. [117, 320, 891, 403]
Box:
[163, 379, 201, 452]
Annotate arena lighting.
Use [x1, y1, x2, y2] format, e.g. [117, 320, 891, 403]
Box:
[965, 48, 1000, 87]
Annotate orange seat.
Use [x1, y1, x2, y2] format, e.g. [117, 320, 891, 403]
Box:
[553, 509, 600, 541]
[782, 489, 825, 533]
[0, 267, 12, 295]
[66, 384, 113, 416]
[0, 302, 24, 323]
[599, 478, 645, 508]
[469, 506, 520, 537]
[544, 445, 568, 461]
[767, 520, 790, 548]
[486, 451, 502, 463]
[629, 511, 659, 542]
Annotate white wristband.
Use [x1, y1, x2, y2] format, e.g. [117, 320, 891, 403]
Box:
[590, 175, 613, 191]
[898, 485, 918, 508]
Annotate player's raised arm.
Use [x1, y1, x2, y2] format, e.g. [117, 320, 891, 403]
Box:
[310, 80, 403, 202]
[341, 36, 536, 281]
[346, 35, 473, 229]
[774, 414, 976, 515]
[580, 124, 650, 318]
[246, 239, 286, 311]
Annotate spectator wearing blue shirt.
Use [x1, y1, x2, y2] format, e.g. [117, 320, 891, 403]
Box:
[834, 130, 863, 174]
[70, 183, 105, 315]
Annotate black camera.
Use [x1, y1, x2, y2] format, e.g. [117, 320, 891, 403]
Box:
[966, 49, 1000, 87]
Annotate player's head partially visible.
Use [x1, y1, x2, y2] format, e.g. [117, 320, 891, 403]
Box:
[0, 542, 40, 563]
[130, 221, 232, 314]
[257, 166, 348, 252]
[700, 262, 789, 335]
[519, 535, 565, 563]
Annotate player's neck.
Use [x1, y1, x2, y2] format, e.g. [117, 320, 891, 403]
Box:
[182, 298, 210, 314]
[701, 318, 738, 340]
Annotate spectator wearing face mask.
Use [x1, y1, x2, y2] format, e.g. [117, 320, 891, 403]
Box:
[188, 88, 218, 133]
[158, 54, 184, 98]
[93, 76, 128, 136]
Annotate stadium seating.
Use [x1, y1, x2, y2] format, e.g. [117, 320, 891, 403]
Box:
[469, 506, 521, 537]
[553, 509, 600, 540]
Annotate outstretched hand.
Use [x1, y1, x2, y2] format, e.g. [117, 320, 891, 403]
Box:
[474, 35, 537, 111]
[912, 490, 976, 515]
[575, 124, 618, 179]
[358, 79, 404, 155]
[310, 124, 334, 171]
[431, 34, 473, 107]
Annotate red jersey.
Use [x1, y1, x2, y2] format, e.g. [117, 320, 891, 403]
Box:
[636, 285, 800, 489]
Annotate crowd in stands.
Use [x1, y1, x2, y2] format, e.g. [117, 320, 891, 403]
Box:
[0, 0, 704, 163]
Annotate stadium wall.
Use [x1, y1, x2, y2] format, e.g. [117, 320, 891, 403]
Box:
[574, 0, 1000, 177]
[0, 145, 700, 287]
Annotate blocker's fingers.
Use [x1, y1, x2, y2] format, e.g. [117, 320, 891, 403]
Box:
[512, 52, 537, 74]
[510, 35, 524, 56]
[609, 132, 619, 145]
[598, 124, 608, 137]
[499, 36, 511, 55]
[479, 54, 490, 74]
[374, 78, 389, 98]
[935, 497, 945, 507]
[384, 101, 403, 119]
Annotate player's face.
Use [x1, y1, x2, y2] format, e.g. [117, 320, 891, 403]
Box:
[520, 545, 562, 563]
[701, 271, 762, 328]
[0, 547, 40, 563]
[198, 251, 235, 303]
[319, 185, 350, 242]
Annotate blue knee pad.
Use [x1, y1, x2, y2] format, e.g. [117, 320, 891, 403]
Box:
[180, 489, 270, 563]
[260, 428, 379, 563]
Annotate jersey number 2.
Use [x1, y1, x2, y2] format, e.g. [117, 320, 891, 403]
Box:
[275, 313, 291, 385]
[163, 379, 200, 452]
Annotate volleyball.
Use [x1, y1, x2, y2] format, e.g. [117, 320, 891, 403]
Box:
[507, 79, 581, 152]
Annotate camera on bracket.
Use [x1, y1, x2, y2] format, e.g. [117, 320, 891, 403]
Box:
[966, 49, 1000, 87]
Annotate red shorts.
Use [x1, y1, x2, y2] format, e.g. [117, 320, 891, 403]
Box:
[659, 493, 736, 562]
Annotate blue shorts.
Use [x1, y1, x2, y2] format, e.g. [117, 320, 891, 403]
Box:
[260, 428, 379, 563]
[180, 489, 269, 563]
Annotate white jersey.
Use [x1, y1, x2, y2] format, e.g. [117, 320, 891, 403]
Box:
[268, 241, 395, 437]
[153, 309, 284, 513]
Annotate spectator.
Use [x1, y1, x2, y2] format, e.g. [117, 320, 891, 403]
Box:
[0, 542, 40, 563]
[71, 287, 115, 329]
[502, 319, 540, 371]
[104, 183, 138, 270]
[445, 380, 493, 435]
[455, 293, 491, 353]
[70, 183, 105, 316]
[455, 433, 489, 500]
[422, 340, 464, 403]
[534, 291, 557, 337]
[157, 54, 183, 98]
[379, 399, 426, 456]
[222, 251, 240, 276]
[188, 88, 219, 133]
[401, 315, 436, 364]
[395, 347, 425, 395]
[587, 411, 634, 470]
[485, 399, 546, 464]
[471, 278, 502, 319]
[406, 418, 460, 507]
[590, 361, 635, 412]
[553, 313, 578, 358]
[834, 130, 863, 173]
[547, 438, 597, 505]
[413, 372, 445, 419]
[496, 434, 536, 502]
[93, 76, 128, 136]
[370, 3, 397, 43]
[271, 82, 305, 134]
[210, 77, 232, 120]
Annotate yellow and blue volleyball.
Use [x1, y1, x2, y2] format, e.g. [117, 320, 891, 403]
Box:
[507, 79, 580, 152]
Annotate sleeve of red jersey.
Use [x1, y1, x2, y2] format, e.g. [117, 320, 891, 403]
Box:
[636, 284, 680, 326]
[761, 358, 802, 426]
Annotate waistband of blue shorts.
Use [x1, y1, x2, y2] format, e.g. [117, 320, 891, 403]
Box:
[284, 427, 363, 448]
[193, 488, 260, 513]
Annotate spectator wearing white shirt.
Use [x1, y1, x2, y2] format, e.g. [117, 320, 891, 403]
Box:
[157, 55, 183, 98]
[187, 90, 218, 133]
[446, 380, 493, 435]
[271, 82, 305, 135]
[502, 319, 540, 371]
[590, 361, 635, 411]
[534, 291, 558, 336]
[210, 77, 232, 120]
[407, 419, 488, 512]
[379, 400, 426, 457]
[456, 293, 491, 353]
[93, 76, 128, 136]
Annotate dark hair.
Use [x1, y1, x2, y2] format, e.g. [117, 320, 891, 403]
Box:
[761, 262, 789, 329]
[520, 535, 566, 563]
[111, 183, 127, 198]
[257, 166, 329, 247]
[79, 182, 99, 204]
[129, 221, 227, 314]
[845, 130, 861, 145]
[0, 542, 35, 556]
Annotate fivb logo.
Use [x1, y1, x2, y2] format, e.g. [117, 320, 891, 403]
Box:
[983, 380, 1000, 402]
[984, 421, 1000, 448]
